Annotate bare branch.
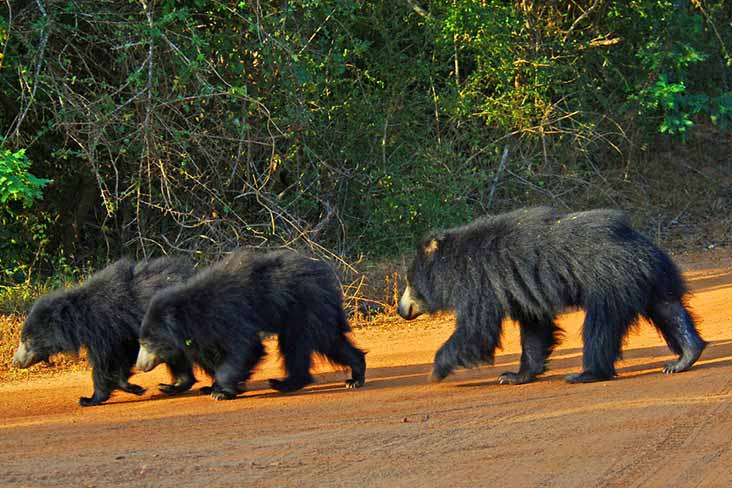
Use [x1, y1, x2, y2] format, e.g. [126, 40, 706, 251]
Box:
[486, 146, 509, 210]
[6, 0, 49, 140]
[564, 0, 603, 42]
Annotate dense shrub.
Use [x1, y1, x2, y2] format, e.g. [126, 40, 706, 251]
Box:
[0, 141, 52, 281]
[0, 0, 730, 276]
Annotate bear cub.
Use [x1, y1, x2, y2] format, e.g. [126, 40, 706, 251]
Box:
[137, 249, 366, 400]
[14, 257, 197, 406]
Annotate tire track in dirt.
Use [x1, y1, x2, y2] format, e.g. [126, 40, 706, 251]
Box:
[597, 372, 732, 488]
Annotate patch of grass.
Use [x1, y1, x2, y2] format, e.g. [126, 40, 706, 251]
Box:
[0, 313, 23, 372]
[345, 258, 406, 329]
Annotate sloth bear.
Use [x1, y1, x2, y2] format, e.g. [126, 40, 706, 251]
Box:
[398, 207, 706, 384]
[13, 257, 197, 406]
[136, 249, 366, 400]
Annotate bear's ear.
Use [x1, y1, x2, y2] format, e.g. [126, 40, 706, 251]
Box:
[422, 238, 440, 257]
[420, 230, 446, 259]
[421, 232, 446, 258]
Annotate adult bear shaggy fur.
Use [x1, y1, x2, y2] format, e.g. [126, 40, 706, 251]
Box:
[398, 207, 706, 384]
[136, 249, 366, 400]
[12, 257, 197, 406]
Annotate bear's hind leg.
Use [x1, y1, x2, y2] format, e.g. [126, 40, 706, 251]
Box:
[566, 301, 633, 384]
[499, 317, 561, 385]
[322, 335, 366, 389]
[648, 300, 706, 374]
[269, 334, 313, 393]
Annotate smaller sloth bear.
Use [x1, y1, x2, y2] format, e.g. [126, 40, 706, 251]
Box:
[13, 257, 197, 406]
[136, 249, 366, 400]
[398, 207, 706, 385]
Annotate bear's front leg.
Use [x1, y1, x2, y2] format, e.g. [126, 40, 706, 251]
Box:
[211, 364, 244, 400]
[432, 311, 501, 382]
[79, 390, 111, 407]
[79, 367, 114, 407]
[209, 343, 263, 401]
[210, 383, 242, 401]
[430, 328, 468, 382]
[159, 354, 196, 395]
[119, 380, 146, 396]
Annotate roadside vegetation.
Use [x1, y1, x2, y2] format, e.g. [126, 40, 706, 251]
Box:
[2, 1, 731, 372]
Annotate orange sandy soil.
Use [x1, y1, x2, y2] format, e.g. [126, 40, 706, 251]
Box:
[1, 251, 732, 488]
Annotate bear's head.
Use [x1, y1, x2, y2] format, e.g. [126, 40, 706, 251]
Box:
[136, 294, 183, 372]
[397, 233, 446, 320]
[13, 293, 80, 369]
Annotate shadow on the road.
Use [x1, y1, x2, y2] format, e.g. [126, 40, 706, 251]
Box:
[222, 338, 732, 399]
[5, 341, 732, 420]
[455, 339, 732, 389]
[87, 337, 732, 407]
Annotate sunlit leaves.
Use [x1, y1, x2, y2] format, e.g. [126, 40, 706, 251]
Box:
[0, 145, 52, 207]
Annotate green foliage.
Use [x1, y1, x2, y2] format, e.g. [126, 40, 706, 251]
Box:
[0, 0, 730, 273]
[0, 140, 53, 283]
[622, 1, 730, 136]
[0, 143, 52, 206]
[0, 209, 52, 282]
[0, 280, 52, 316]
[710, 93, 732, 130]
[433, 1, 546, 129]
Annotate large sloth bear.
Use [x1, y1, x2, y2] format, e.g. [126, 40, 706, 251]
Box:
[398, 207, 706, 384]
[13, 257, 197, 406]
[136, 249, 366, 400]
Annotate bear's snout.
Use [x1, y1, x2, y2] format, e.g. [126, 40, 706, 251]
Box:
[136, 343, 162, 372]
[12, 341, 38, 369]
[397, 303, 414, 319]
[398, 286, 424, 320]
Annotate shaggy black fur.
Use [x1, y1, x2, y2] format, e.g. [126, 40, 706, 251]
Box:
[12, 257, 196, 406]
[137, 249, 366, 400]
[397, 207, 706, 384]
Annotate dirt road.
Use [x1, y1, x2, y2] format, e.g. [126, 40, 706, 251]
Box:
[2, 252, 732, 487]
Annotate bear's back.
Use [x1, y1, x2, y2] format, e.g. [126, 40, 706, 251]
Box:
[133, 256, 196, 306]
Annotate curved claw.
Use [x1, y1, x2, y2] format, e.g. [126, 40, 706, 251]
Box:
[345, 379, 364, 389]
[498, 371, 536, 385]
[210, 391, 236, 401]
